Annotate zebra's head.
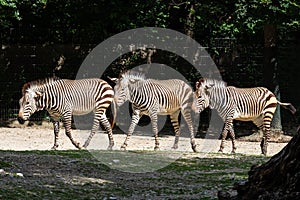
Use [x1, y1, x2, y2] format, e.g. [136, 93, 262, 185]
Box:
[112, 77, 130, 107]
[110, 71, 145, 107]
[193, 78, 214, 113]
[18, 88, 43, 124]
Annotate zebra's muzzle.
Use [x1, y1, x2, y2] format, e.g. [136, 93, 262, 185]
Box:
[17, 117, 25, 124]
[17, 112, 26, 124]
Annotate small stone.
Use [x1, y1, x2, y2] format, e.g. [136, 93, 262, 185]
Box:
[15, 173, 24, 177]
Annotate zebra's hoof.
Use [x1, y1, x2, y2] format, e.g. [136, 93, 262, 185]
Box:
[172, 145, 178, 150]
[192, 145, 197, 153]
[231, 150, 236, 154]
[120, 146, 126, 151]
[75, 143, 83, 150]
[107, 145, 113, 151]
[154, 146, 160, 151]
[218, 149, 223, 153]
[51, 145, 58, 150]
[82, 144, 88, 149]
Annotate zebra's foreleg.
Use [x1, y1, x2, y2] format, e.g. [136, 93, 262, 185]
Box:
[170, 111, 180, 150]
[219, 119, 232, 153]
[121, 112, 141, 150]
[51, 121, 60, 150]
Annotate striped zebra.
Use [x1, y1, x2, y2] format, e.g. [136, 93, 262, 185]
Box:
[194, 78, 296, 155]
[17, 77, 115, 150]
[110, 71, 197, 152]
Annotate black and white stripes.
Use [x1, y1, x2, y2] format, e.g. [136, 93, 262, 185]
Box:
[194, 78, 296, 155]
[112, 71, 197, 152]
[18, 77, 115, 150]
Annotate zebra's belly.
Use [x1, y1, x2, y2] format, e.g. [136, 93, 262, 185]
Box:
[72, 109, 94, 116]
[233, 113, 257, 121]
[71, 104, 95, 115]
[232, 108, 261, 120]
[157, 107, 179, 115]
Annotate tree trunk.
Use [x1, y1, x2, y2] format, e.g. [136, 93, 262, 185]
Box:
[184, 2, 195, 38]
[263, 24, 282, 131]
[218, 130, 300, 199]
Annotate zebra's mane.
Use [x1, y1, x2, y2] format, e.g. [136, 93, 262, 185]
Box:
[121, 71, 146, 82]
[198, 78, 227, 88]
[22, 77, 61, 95]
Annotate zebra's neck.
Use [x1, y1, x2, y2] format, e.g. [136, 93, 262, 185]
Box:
[209, 87, 230, 114]
[36, 81, 63, 111]
[128, 81, 144, 103]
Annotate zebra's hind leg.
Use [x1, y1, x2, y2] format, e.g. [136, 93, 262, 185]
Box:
[260, 107, 276, 155]
[101, 115, 114, 150]
[228, 126, 237, 154]
[83, 113, 114, 150]
[181, 109, 197, 152]
[260, 129, 270, 155]
[170, 111, 180, 150]
[51, 121, 60, 150]
[63, 115, 82, 149]
[150, 113, 160, 151]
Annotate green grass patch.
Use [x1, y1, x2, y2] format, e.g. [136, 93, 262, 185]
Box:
[0, 160, 13, 168]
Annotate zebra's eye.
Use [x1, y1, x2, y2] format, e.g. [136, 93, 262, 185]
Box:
[25, 102, 30, 105]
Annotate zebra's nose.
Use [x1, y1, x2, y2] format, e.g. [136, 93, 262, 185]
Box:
[17, 112, 25, 124]
[17, 117, 25, 124]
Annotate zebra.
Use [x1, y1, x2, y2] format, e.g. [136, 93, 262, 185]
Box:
[110, 71, 197, 152]
[193, 78, 296, 155]
[17, 77, 116, 150]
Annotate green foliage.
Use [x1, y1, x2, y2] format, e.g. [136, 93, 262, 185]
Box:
[0, 0, 299, 122]
[193, 0, 300, 44]
[235, 0, 300, 35]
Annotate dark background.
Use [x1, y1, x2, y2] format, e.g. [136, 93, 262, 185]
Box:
[1, 0, 299, 135]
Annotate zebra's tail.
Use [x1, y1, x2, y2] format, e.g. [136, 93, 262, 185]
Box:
[278, 101, 297, 114]
[110, 98, 117, 129]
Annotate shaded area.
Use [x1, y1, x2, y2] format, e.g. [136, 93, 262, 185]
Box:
[0, 150, 269, 199]
[219, 129, 300, 199]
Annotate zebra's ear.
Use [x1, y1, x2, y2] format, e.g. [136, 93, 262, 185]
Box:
[35, 91, 43, 96]
[108, 77, 118, 83]
[129, 79, 138, 84]
[196, 81, 200, 89]
[204, 83, 214, 92]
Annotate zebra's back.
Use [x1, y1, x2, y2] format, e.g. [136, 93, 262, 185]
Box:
[227, 86, 276, 121]
[142, 79, 193, 113]
[56, 79, 114, 115]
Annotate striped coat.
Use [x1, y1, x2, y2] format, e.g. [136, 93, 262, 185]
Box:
[18, 77, 115, 150]
[194, 78, 296, 155]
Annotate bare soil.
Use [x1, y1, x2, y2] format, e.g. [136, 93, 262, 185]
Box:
[0, 119, 290, 154]
[0, 123, 291, 199]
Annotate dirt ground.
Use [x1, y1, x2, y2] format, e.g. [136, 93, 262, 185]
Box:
[0, 123, 289, 155]
[0, 124, 292, 199]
